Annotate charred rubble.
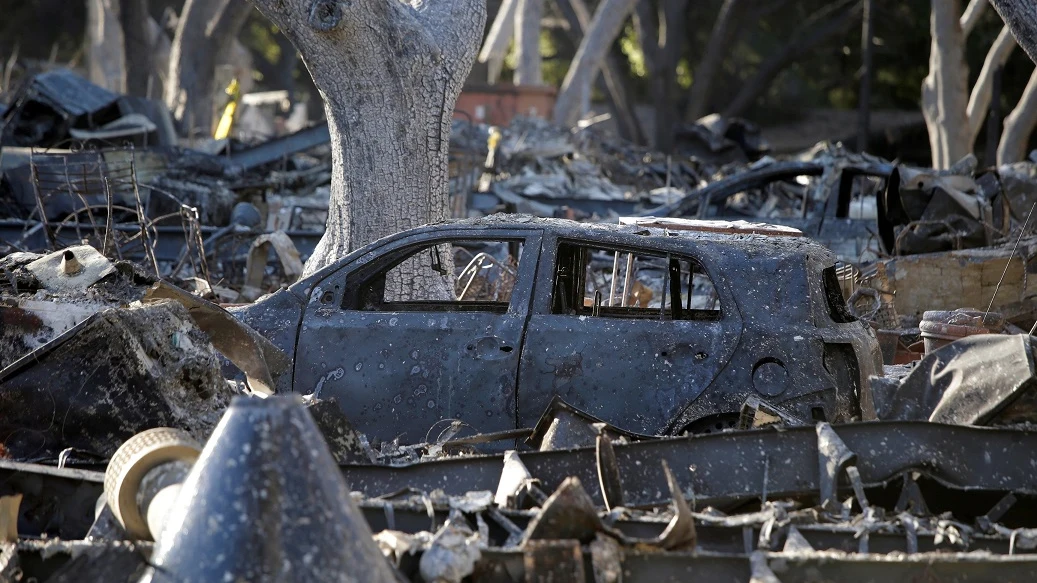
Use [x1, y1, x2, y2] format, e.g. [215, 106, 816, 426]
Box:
[2, 69, 1037, 582]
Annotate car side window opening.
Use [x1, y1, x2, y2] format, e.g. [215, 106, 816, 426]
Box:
[552, 242, 721, 321]
[355, 239, 524, 313]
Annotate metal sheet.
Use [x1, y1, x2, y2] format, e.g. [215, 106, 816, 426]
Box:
[342, 422, 1037, 507]
[476, 549, 1037, 582]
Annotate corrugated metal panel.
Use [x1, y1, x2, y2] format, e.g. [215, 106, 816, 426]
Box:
[31, 69, 118, 118]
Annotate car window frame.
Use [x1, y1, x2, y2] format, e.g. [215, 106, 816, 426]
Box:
[546, 237, 724, 322]
[339, 232, 539, 315]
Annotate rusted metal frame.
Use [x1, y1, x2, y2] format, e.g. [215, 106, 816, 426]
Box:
[27, 150, 58, 250]
[644, 161, 891, 220]
[0, 458, 1026, 558]
[359, 500, 1025, 555]
[0, 461, 104, 540]
[641, 161, 826, 218]
[61, 156, 101, 246]
[128, 149, 161, 276]
[102, 176, 120, 259]
[475, 549, 1037, 582]
[341, 423, 1037, 508]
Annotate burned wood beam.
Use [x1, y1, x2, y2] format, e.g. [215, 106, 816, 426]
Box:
[226, 123, 331, 171]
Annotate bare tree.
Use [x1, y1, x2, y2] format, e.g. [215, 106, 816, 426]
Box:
[147, 16, 173, 98]
[966, 26, 1017, 147]
[553, 0, 639, 127]
[723, 0, 861, 119]
[165, 0, 254, 136]
[988, 0, 1037, 163]
[120, 0, 154, 96]
[555, 0, 644, 142]
[921, 0, 975, 169]
[478, 0, 517, 84]
[960, 0, 989, 36]
[998, 68, 1037, 163]
[249, 0, 486, 277]
[683, 0, 746, 123]
[634, 0, 689, 152]
[515, 0, 543, 84]
[87, 0, 172, 98]
[86, 0, 126, 92]
[922, 1, 1037, 168]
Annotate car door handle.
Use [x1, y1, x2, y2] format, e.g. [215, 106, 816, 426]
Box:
[466, 337, 515, 360]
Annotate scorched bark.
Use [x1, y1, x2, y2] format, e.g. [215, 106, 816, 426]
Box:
[249, 0, 486, 279]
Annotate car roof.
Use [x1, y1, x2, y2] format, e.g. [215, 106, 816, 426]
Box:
[291, 214, 835, 298]
[427, 214, 833, 261]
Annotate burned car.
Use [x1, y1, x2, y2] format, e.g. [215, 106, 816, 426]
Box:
[236, 215, 881, 442]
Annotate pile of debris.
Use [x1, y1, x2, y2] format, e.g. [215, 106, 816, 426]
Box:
[453, 115, 777, 219]
[6, 59, 1037, 583]
[5, 384, 1037, 582]
[0, 69, 319, 302]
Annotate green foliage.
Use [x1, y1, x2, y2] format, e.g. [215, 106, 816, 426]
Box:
[619, 22, 646, 78]
[501, 29, 569, 86]
[676, 58, 692, 89]
[240, 19, 282, 70]
[600, 0, 1035, 124]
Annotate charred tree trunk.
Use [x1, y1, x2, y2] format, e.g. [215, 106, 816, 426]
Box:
[120, 0, 155, 97]
[998, 67, 1037, 164]
[921, 0, 971, 169]
[684, 0, 746, 123]
[249, 0, 486, 277]
[554, 0, 639, 127]
[87, 0, 126, 93]
[723, 0, 860, 119]
[515, 0, 544, 84]
[165, 0, 254, 137]
[991, 0, 1037, 65]
[555, 0, 645, 143]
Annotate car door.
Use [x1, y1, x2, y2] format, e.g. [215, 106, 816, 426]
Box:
[293, 230, 541, 444]
[517, 233, 742, 435]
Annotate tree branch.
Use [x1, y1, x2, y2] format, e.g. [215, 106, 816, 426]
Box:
[478, 0, 516, 83]
[685, 0, 746, 121]
[515, 0, 544, 84]
[553, 0, 639, 126]
[556, 0, 645, 142]
[960, 0, 988, 38]
[998, 65, 1037, 164]
[633, 1, 660, 76]
[722, 0, 859, 118]
[966, 25, 1017, 146]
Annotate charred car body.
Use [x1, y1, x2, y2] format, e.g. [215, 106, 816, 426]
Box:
[236, 215, 881, 442]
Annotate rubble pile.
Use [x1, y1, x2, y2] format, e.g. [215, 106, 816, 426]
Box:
[5, 391, 1037, 581]
[1, 69, 320, 303]
[4, 63, 1037, 582]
